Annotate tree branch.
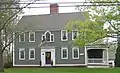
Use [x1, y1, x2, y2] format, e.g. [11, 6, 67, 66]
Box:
[0, 0, 37, 31]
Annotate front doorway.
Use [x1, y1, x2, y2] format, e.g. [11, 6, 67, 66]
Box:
[45, 52, 51, 64]
[41, 49, 55, 66]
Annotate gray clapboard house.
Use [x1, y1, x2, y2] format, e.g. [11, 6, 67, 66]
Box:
[13, 3, 115, 67]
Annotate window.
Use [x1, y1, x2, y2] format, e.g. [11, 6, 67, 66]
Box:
[42, 35, 46, 42]
[72, 30, 78, 40]
[19, 33, 25, 42]
[61, 47, 68, 59]
[61, 30, 68, 41]
[29, 32, 35, 42]
[72, 47, 79, 59]
[41, 31, 54, 42]
[19, 48, 25, 60]
[51, 34, 54, 42]
[29, 48, 35, 60]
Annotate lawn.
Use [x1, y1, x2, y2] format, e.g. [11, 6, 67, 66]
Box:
[2, 68, 120, 73]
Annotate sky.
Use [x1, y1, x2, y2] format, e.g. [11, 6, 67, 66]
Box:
[21, 0, 86, 15]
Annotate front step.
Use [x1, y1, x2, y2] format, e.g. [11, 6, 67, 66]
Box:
[87, 64, 109, 68]
[87, 65, 109, 68]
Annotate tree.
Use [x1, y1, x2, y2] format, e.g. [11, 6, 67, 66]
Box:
[67, 0, 120, 66]
[0, 0, 41, 72]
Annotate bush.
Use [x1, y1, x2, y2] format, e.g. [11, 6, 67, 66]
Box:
[4, 62, 13, 68]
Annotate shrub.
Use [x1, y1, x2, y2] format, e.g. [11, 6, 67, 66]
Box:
[4, 62, 13, 68]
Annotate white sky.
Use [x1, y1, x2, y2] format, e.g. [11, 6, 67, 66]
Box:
[21, 0, 86, 15]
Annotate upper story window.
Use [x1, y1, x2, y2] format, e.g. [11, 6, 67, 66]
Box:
[19, 48, 25, 60]
[61, 47, 68, 59]
[19, 33, 25, 42]
[72, 47, 79, 59]
[29, 32, 35, 42]
[72, 30, 79, 40]
[29, 48, 35, 60]
[42, 31, 54, 42]
[61, 30, 68, 41]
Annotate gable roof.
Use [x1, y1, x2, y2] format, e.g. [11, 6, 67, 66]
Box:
[15, 12, 85, 31]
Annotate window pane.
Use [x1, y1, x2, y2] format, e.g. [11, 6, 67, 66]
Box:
[20, 50, 24, 59]
[51, 35, 54, 42]
[73, 49, 79, 58]
[46, 32, 50, 41]
[42, 35, 45, 42]
[30, 33, 35, 41]
[62, 31, 67, 40]
[63, 49, 67, 58]
[20, 33, 24, 41]
[30, 50, 34, 58]
[73, 31, 77, 39]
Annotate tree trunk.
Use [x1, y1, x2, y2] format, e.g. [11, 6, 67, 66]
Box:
[0, 50, 4, 72]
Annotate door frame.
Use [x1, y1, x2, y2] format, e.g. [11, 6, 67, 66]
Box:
[41, 49, 55, 66]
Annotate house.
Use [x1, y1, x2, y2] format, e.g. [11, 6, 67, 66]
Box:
[13, 3, 115, 68]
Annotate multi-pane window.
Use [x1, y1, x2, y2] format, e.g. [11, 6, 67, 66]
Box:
[72, 30, 78, 40]
[61, 30, 68, 41]
[41, 31, 54, 42]
[19, 33, 25, 42]
[29, 48, 35, 60]
[72, 47, 79, 59]
[29, 32, 35, 42]
[46, 32, 50, 41]
[61, 47, 68, 59]
[19, 48, 25, 60]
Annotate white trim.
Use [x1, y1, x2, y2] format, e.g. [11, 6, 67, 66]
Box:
[19, 32, 25, 42]
[13, 65, 40, 66]
[87, 48, 108, 50]
[29, 48, 35, 60]
[41, 49, 55, 66]
[61, 30, 68, 41]
[72, 30, 79, 40]
[80, 53, 84, 55]
[55, 64, 86, 66]
[85, 46, 87, 65]
[19, 48, 25, 60]
[13, 64, 86, 67]
[41, 34, 45, 42]
[72, 47, 79, 59]
[51, 34, 54, 42]
[42, 31, 54, 42]
[13, 32, 15, 66]
[29, 32, 35, 42]
[61, 47, 68, 59]
[87, 66, 109, 68]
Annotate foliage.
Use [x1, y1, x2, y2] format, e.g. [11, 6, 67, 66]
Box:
[66, 13, 107, 46]
[67, 0, 120, 46]
[0, 0, 39, 72]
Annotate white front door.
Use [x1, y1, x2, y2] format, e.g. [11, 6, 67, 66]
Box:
[41, 49, 55, 66]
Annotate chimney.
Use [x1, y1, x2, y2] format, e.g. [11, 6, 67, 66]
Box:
[50, 3, 59, 14]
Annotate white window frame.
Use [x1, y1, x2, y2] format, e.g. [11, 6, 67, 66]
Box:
[19, 48, 25, 60]
[72, 47, 79, 59]
[72, 30, 79, 40]
[61, 30, 68, 41]
[29, 48, 35, 60]
[29, 32, 35, 42]
[51, 34, 54, 42]
[19, 33, 25, 42]
[61, 47, 68, 59]
[42, 31, 54, 42]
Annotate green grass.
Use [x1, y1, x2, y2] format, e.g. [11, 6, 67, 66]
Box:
[2, 68, 120, 73]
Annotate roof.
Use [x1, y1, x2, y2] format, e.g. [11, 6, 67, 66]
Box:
[15, 12, 85, 31]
